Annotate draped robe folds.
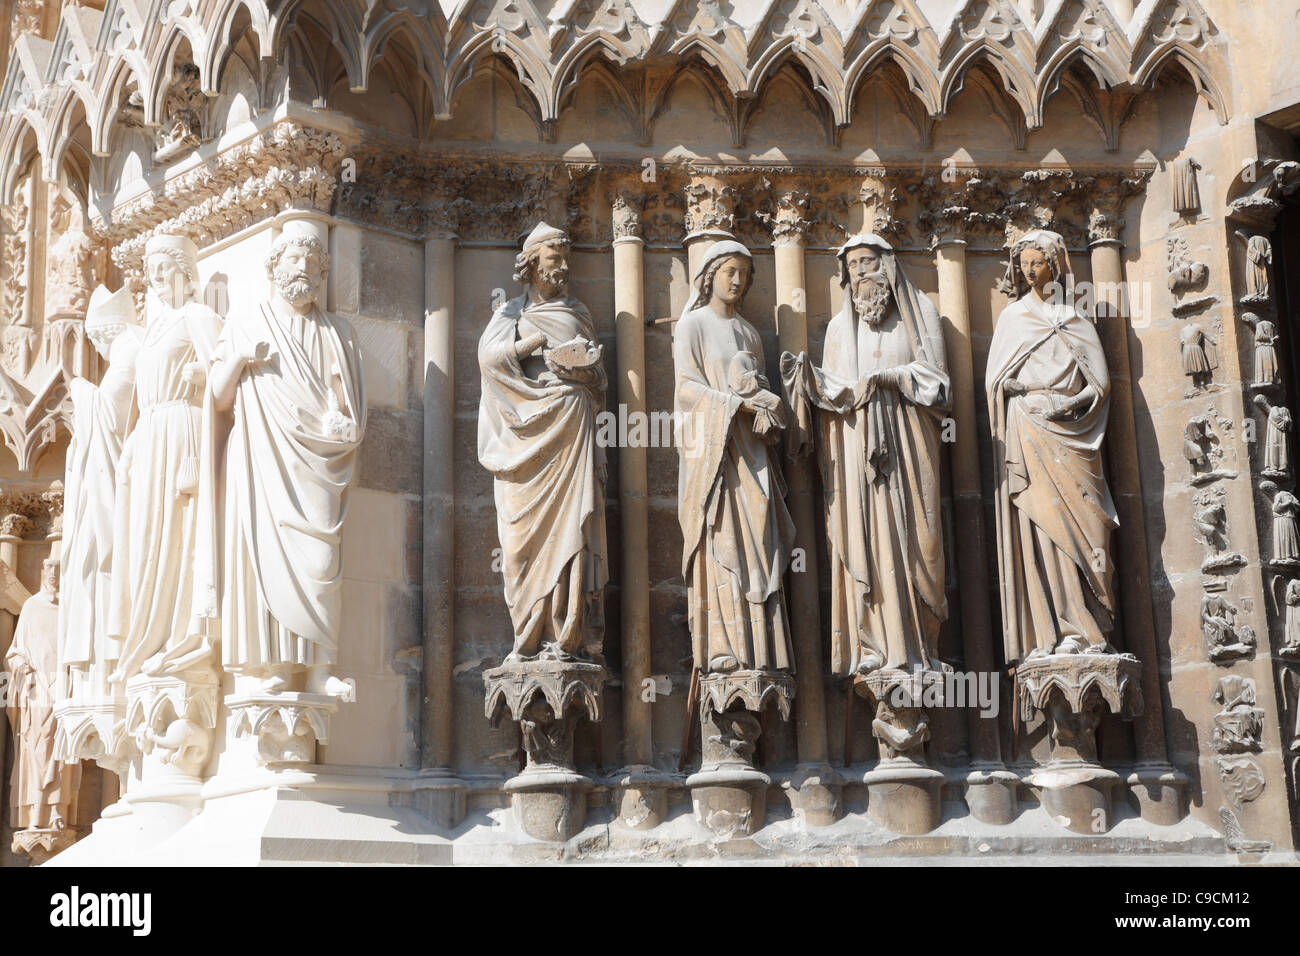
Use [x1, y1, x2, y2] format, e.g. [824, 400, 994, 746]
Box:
[1255, 320, 1278, 384]
[675, 306, 795, 673]
[194, 299, 366, 674]
[477, 294, 608, 658]
[783, 293, 949, 676]
[108, 304, 220, 680]
[986, 293, 1119, 664]
[6, 591, 80, 829]
[60, 329, 139, 699]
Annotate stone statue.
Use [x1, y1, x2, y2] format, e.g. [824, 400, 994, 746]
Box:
[1179, 322, 1216, 388]
[60, 286, 140, 707]
[782, 233, 949, 676]
[202, 219, 366, 695]
[1237, 231, 1272, 302]
[107, 235, 221, 682]
[44, 197, 95, 319]
[1253, 394, 1291, 478]
[1266, 484, 1300, 568]
[1242, 313, 1278, 388]
[477, 222, 608, 662]
[6, 560, 81, 834]
[1171, 157, 1201, 214]
[674, 238, 794, 675]
[1283, 579, 1300, 658]
[987, 229, 1119, 662]
[1202, 591, 1255, 663]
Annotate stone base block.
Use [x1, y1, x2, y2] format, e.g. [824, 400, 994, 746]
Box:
[503, 769, 592, 842]
[964, 768, 1020, 825]
[863, 761, 945, 834]
[687, 766, 770, 837]
[783, 763, 843, 826]
[1125, 765, 1188, 826]
[611, 766, 674, 830]
[1032, 764, 1120, 834]
[409, 771, 470, 831]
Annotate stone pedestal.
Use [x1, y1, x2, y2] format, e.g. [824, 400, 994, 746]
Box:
[121, 668, 218, 845]
[687, 670, 793, 838]
[783, 763, 843, 827]
[483, 658, 603, 842]
[1126, 764, 1189, 826]
[1017, 652, 1142, 834]
[857, 669, 946, 834]
[611, 765, 674, 830]
[12, 825, 77, 865]
[225, 692, 339, 765]
[964, 764, 1021, 825]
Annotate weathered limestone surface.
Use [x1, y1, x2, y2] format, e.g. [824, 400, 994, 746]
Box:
[1, 0, 1300, 864]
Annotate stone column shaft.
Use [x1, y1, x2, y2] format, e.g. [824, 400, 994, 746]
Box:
[1089, 237, 1170, 766]
[422, 235, 457, 768]
[934, 240, 1003, 766]
[773, 236, 829, 765]
[614, 234, 652, 766]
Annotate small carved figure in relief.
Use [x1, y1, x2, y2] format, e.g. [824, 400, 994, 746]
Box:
[986, 229, 1118, 662]
[1282, 579, 1300, 659]
[1212, 674, 1263, 755]
[675, 238, 794, 676]
[44, 197, 96, 320]
[203, 220, 366, 695]
[477, 222, 607, 664]
[1172, 157, 1201, 215]
[1241, 313, 1278, 389]
[1253, 394, 1292, 478]
[1167, 237, 1208, 295]
[1183, 415, 1235, 485]
[1201, 591, 1256, 663]
[1262, 481, 1300, 569]
[1236, 231, 1272, 304]
[153, 62, 205, 163]
[1193, 490, 1246, 572]
[1179, 322, 1217, 388]
[781, 234, 949, 676]
[6, 560, 81, 833]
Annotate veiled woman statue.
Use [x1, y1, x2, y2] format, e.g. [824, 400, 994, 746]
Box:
[674, 239, 795, 676]
[986, 229, 1119, 664]
[108, 234, 221, 682]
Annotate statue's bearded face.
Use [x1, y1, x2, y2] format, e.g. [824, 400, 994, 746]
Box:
[146, 253, 189, 309]
[532, 240, 570, 295]
[273, 244, 324, 307]
[846, 247, 890, 327]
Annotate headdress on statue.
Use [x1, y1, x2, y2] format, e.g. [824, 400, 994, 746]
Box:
[684, 237, 752, 314]
[1001, 228, 1073, 298]
[86, 284, 139, 335]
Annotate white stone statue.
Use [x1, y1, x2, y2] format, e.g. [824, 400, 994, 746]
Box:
[986, 229, 1119, 662]
[782, 234, 949, 676]
[1284, 579, 1300, 656]
[1238, 232, 1272, 301]
[6, 559, 81, 832]
[477, 222, 608, 663]
[1271, 488, 1300, 566]
[201, 219, 365, 694]
[107, 234, 222, 682]
[675, 238, 794, 675]
[60, 286, 140, 705]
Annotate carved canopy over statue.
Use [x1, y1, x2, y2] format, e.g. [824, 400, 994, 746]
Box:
[477, 221, 608, 663]
[986, 229, 1119, 664]
[783, 233, 950, 677]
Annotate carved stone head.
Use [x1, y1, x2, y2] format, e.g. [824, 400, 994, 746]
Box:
[514, 221, 570, 299]
[144, 233, 200, 311]
[267, 222, 330, 310]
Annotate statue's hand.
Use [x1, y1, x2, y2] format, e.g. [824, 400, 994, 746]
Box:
[742, 388, 781, 415]
[241, 340, 273, 368]
[181, 361, 205, 390]
[1003, 378, 1027, 397]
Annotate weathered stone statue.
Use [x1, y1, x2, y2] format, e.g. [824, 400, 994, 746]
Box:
[477, 221, 608, 663]
[674, 238, 794, 836]
[987, 229, 1119, 661]
[676, 238, 793, 677]
[987, 228, 1138, 834]
[1237, 231, 1272, 303]
[782, 233, 949, 677]
[107, 234, 221, 682]
[1283, 579, 1300, 658]
[58, 286, 139, 759]
[478, 221, 607, 840]
[1179, 322, 1216, 389]
[6, 559, 81, 859]
[203, 219, 366, 700]
[1254, 394, 1292, 478]
[1242, 313, 1278, 388]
